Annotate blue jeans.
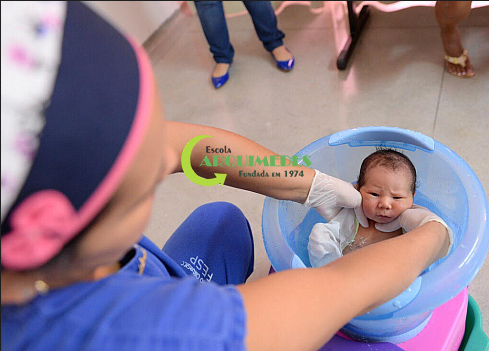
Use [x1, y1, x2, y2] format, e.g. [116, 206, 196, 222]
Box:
[194, 1, 285, 64]
[162, 202, 254, 285]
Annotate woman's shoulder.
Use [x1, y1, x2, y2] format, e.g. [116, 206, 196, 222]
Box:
[2, 268, 246, 351]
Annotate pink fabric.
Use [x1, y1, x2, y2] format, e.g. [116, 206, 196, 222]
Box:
[9, 45, 36, 68]
[1, 1, 66, 223]
[1, 190, 76, 270]
[1, 38, 154, 270]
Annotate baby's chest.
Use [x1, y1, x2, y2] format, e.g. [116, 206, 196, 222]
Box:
[342, 226, 402, 255]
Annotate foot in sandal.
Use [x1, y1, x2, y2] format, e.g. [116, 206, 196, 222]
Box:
[441, 27, 474, 78]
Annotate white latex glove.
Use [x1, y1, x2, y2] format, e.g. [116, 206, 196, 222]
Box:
[304, 169, 368, 227]
[375, 204, 453, 256]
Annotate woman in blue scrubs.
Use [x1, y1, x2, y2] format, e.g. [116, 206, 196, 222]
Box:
[1, 2, 451, 350]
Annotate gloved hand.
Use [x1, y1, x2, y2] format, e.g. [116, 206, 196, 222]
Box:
[304, 169, 368, 227]
[375, 204, 453, 256]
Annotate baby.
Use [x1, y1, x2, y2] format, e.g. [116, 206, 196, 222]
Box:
[308, 149, 438, 268]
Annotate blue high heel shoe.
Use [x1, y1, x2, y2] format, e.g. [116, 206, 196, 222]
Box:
[211, 64, 231, 89]
[273, 47, 295, 72]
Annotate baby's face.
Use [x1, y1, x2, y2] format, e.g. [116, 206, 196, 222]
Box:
[359, 165, 414, 224]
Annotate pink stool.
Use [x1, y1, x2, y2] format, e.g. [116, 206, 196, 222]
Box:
[319, 288, 468, 351]
[398, 287, 467, 351]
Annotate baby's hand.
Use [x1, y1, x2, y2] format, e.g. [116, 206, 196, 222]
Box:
[375, 205, 453, 256]
[304, 170, 368, 227]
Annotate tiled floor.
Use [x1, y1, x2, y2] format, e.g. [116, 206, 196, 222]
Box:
[145, 2, 489, 335]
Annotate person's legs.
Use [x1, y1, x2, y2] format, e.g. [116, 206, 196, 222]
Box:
[243, 1, 293, 68]
[243, 1, 285, 52]
[194, 1, 233, 82]
[162, 202, 254, 285]
[194, 1, 234, 64]
[435, 1, 474, 77]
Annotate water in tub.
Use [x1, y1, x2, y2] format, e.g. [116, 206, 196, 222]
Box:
[281, 191, 455, 271]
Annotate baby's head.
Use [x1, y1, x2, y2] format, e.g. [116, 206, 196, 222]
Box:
[357, 149, 416, 224]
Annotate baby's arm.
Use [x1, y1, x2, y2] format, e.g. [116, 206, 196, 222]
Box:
[238, 221, 450, 351]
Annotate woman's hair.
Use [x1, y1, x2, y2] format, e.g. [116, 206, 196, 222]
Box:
[357, 148, 417, 194]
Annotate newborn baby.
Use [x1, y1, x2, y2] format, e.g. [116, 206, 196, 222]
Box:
[308, 149, 452, 267]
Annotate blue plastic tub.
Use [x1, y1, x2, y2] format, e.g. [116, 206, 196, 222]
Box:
[262, 127, 489, 343]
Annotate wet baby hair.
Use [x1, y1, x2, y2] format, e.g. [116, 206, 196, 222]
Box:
[357, 148, 417, 194]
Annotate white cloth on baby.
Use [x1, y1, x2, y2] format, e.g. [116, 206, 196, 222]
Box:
[308, 208, 359, 268]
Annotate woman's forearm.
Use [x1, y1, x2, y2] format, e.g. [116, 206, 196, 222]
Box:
[167, 121, 315, 202]
[238, 221, 450, 351]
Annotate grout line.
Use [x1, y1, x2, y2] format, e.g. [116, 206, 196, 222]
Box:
[432, 67, 446, 137]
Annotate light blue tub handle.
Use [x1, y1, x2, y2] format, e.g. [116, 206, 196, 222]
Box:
[329, 126, 435, 152]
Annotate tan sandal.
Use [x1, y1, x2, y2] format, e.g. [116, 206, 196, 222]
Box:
[444, 49, 475, 77]
[444, 49, 468, 67]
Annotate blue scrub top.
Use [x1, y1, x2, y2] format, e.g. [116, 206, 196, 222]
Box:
[1, 236, 247, 351]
